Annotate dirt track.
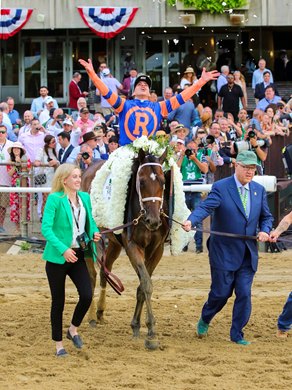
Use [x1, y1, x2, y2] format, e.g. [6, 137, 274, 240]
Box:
[0, 246, 291, 390]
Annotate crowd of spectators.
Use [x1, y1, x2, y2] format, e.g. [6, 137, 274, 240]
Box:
[0, 58, 291, 237]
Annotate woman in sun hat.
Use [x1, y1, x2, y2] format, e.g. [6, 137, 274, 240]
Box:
[180, 67, 196, 89]
[180, 66, 201, 105]
[7, 141, 31, 232]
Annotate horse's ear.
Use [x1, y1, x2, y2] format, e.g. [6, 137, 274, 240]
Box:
[138, 148, 146, 162]
[159, 148, 168, 165]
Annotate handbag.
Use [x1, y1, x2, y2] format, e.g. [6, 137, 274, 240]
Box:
[34, 173, 47, 185]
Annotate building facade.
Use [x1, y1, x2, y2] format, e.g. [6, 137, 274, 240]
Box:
[0, 0, 292, 104]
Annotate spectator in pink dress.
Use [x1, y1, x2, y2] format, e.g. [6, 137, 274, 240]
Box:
[7, 142, 30, 233]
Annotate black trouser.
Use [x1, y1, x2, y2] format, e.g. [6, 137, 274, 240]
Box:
[45, 249, 92, 342]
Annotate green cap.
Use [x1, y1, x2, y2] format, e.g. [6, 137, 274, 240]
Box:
[236, 151, 259, 166]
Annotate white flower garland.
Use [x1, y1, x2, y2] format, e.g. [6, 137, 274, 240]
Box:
[90, 136, 192, 254]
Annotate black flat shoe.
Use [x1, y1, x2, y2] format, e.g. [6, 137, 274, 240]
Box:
[67, 330, 83, 349]
[56, 348, 68, 357]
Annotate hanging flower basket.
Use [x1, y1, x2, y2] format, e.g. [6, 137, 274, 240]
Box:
[173, 0, 250, 13]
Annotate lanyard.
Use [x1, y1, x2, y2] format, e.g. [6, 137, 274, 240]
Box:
[69, 199, 81, 232]
[0, 141, 6, 152]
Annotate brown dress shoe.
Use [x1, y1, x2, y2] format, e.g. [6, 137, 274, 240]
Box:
[277, 329, 288, 338]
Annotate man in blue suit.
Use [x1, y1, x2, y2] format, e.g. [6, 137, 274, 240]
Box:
[183, 150, 273, 345]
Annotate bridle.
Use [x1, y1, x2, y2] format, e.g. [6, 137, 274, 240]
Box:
[136, 162, 164, 212]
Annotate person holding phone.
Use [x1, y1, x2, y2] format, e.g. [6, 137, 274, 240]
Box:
[41, 164, 101, 356]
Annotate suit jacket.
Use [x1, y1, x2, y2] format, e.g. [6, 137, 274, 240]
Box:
[121, 76, 136, 98]
[41, 191, 99, 264]
[58, 144, 74, 164]
[188, 176, 273, 272]
[254, 82, 279, 100]
[68, 80, 86, 109]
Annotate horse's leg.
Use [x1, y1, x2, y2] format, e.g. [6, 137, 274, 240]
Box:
[143, 243, 165, 350]
[96, 235, 122, 323]
[126, 243, 161, 350]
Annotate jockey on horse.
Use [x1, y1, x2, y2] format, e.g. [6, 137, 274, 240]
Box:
[79, 59, 219, 252]
[79, 58, 219, 145]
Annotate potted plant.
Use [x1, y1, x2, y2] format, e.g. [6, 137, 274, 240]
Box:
[171, 0, 249, 13]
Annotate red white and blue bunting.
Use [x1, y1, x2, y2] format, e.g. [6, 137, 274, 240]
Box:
[0, 8, 33, 40]
[77, 7, 139, 39]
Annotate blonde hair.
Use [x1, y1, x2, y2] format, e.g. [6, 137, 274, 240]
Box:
[234, 70, 245, 82]
[51, 163, 81, 194]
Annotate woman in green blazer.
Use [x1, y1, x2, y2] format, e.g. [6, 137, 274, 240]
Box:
[41, 163, 101, 357]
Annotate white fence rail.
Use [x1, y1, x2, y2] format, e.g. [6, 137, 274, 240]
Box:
[0, 175, 277, 238]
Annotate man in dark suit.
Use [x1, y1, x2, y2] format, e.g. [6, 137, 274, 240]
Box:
[57, 131, 74, 164]
[68, 72, 88, 110]
[254, 71, 279, 101]
[121, 68, 138, 99]
[183, 151, 273, 345]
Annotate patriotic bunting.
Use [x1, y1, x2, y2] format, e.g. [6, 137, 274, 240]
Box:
[77, 7, 139, 39]
[0, 8, 33, 40]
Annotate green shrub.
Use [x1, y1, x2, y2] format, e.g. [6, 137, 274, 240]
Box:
[167, 0, 247, 14]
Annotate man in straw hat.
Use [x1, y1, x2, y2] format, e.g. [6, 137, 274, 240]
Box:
[67, 131, 101, 165]
[183, 150, 273, 346]
[79, 58, 219, 146]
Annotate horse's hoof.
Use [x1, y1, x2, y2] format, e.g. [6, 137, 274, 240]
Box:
[96, 317, 106, 325]
[144, 338, 160, 351]
[89, 320, 97, 328]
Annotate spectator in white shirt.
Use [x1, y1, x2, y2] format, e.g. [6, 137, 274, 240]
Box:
[30, 86, 58, 119]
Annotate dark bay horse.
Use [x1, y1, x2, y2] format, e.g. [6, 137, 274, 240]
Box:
[82, 149, 171, 349]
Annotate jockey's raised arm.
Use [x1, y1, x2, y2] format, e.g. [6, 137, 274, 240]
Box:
[159, 67, 219, 117]
[79, 58, 219, 145]
[79, 58, 219, 115]
[79, 59, 124, 112]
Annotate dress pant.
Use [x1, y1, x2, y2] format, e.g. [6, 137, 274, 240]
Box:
[45, 249, 92, 341]
[201, 247, 255, 342]
[278, 292, 292, 331]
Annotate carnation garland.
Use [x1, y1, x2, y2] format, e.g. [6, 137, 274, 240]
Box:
[90, 136, 192, 254]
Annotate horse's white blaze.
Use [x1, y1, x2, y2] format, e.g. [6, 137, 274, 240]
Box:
[150, 172, 156, 181]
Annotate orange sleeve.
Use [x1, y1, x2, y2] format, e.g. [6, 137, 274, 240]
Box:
[160, 78, 206, 117]
[85, 68, 125, 110]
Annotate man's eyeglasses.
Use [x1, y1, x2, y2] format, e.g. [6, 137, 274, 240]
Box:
[0, 130, 7, 134]
[237, 163, 256, 171]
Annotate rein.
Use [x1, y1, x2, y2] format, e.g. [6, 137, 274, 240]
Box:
[95, 212, 145, 295]
[161, 212, 292, 244]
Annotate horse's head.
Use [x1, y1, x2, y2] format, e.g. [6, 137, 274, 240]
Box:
[135, 148, 167, 231]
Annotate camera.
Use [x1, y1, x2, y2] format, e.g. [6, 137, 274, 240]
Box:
[76, 232, 90, 251]
[81, 152, 90, 160]
[57, 114, 66, 120]
[202, 134, 215, 146]
[234, 139, 265, 153]
[246, 130, 256, 140]
[185, 149, 193, 158]
[220, 141, 232, 148]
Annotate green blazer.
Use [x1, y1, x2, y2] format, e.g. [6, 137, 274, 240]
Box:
[41, 191, 99, 264]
